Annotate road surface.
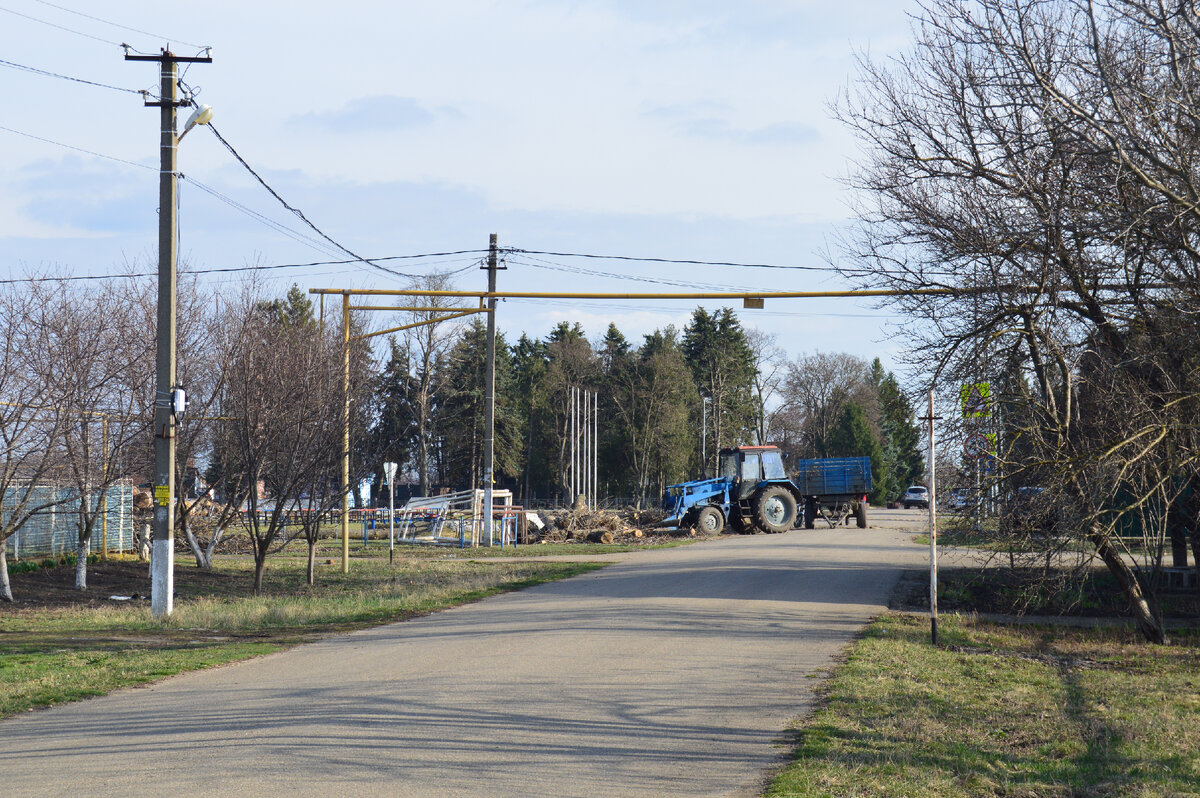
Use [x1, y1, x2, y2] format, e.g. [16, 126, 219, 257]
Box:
[0, 511, 930, 797]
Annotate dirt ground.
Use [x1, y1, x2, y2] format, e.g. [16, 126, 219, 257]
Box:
[2, 558, 247, 611]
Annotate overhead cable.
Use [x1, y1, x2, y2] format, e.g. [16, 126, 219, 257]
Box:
[513, 248, 844, 273]
[0, 4, 123, 46]
[206, 124, 407, 280]
[0, 251, 491, 286]
[29, 0, 206, 49]
[0, 123, 153, 170]
[0, 57, 145, 94]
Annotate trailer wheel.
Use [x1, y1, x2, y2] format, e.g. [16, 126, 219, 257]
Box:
[804, 498, 816, 529]
[696, 506, 725, 535]
[856, 501, 868, 528]
[754, 486, 796, 533]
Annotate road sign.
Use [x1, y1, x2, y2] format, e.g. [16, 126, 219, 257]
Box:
[960, 382, 992, 418]
[964, 433, 989, 458]
[383, 461, 398, 486]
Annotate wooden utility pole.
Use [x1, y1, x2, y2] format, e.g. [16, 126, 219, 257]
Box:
[126, 47, 211, 617]
[483, 234, 498, 545]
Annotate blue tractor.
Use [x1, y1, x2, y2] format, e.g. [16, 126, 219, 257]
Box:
[661, 445, 801, 535]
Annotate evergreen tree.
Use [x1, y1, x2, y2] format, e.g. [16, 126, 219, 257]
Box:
[257, 283, 315, 329]
[869, 358, 924, 501]
[610, 327, 697, 503]
[512, 333, 551, 504]
[826, 401, 885, 502]
[437, 320, 522, 489]
[682, 307, 756, 472]
[364, 337, 418, 503]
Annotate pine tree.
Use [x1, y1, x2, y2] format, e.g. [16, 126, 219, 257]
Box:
[682, 307, 756, 472]
[826, 401, 885, 502]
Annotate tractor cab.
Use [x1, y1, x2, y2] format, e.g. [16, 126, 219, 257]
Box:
[718, 446, 788, 500]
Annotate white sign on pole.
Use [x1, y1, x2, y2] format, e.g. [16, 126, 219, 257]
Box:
[383, 462, 398, 486]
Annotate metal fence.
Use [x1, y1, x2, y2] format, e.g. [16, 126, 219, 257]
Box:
[3, 482, 135, 560]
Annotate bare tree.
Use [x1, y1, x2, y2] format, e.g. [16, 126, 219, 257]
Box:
[0, 283, 74, 601]
[219, 290, 352, 593]
[836, 0, 1200, 642]
[400, 273, 465, 497]
[24, 278, 153, 591]
[779, 352, 874, 459]
[745, 328, 787, 445]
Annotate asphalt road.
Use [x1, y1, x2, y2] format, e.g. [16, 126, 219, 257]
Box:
[0, 512, 930, 798]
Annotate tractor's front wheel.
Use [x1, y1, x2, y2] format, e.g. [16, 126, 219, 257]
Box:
[696, 506, 725, 535]
[754, 486, 797, 533]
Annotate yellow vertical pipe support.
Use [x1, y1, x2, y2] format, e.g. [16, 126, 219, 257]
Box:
[101, 416, 108, 559]
[342, 292, 351, 574]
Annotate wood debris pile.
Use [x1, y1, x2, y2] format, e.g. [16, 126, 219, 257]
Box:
[533, 506, 674, 543]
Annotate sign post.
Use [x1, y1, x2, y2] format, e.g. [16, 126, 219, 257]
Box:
[384, 462, 398, 563]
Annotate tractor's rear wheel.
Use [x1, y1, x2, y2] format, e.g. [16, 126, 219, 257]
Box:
[696, 506, 725, 535]
[754, 486, 796, 533]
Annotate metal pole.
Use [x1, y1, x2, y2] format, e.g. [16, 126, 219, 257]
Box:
[928, 390, 939, 645]
[584, 389, 590, 507]
[388, 476, 395, 564]
[568, 386, 573, 502]
[593, 390, 598, 508]
[101, 417, 108, 559]
[483, 234, 498, 549]
[151, 55, 178, 618]
[341, 292, 350, 573]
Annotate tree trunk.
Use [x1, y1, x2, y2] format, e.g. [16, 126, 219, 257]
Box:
[1168, 500, 1189, 568]
[0, 539, 12, 602]
[306, 539, 317, 586]
[182, 517, 212, 569]
[1091, 525, 1167, 644]
[75, 536, 89, 591]
[253, 553, 266, 595]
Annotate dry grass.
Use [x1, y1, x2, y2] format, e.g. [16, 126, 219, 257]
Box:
[767, 614, 1200, 797]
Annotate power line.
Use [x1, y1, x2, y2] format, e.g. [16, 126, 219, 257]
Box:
[183, 176, 353, 260]
[0, 123, 153, 170]
[0, 252, 493, 286]
[508, 253, 762, 292]
[29, 0, 206, 49]
[0, 4, 123, 46]
[206, 124, 408, 280]
[513, 247, 846, 273]
[0, 57, 145, 94]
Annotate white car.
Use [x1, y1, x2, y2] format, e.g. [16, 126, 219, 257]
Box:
[902, 486, 929, 509]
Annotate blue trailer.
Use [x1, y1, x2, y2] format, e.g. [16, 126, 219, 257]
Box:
[793, 456, 872, 529]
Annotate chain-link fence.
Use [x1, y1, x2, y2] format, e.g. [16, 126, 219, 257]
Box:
[4, 482, 135, 560]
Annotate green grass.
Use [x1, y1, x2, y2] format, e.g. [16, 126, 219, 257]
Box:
[0, 556, 604, 718]
[766, 614, 1200, 797]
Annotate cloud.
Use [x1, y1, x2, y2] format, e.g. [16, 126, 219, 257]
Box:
[296, 95, 454, 133]
[644, 103, 819, 146]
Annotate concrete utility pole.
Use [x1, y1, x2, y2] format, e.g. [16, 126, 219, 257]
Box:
[126, 47, 211, 618]
[921, 390, 943, 645]
[483, 234, 498, 546]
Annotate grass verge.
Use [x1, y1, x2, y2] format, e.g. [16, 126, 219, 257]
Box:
[766, 613, 1200, 797]
[0, 557, 603, 719]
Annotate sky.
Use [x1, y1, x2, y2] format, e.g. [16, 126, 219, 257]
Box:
[0, 0, 917, 371]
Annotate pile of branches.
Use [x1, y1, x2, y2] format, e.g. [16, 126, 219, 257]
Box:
[537, 507, 656, 543]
